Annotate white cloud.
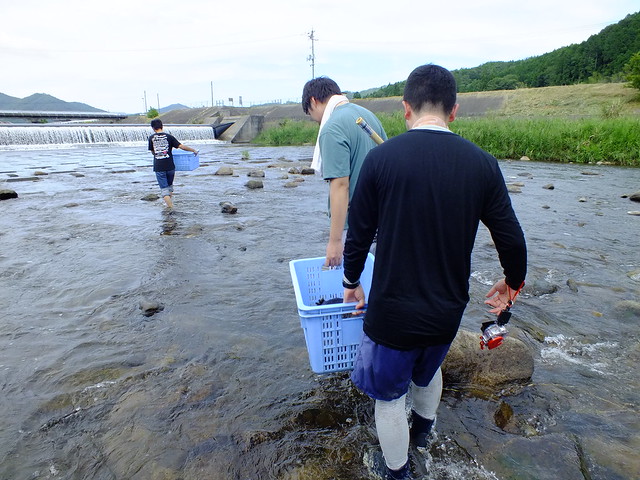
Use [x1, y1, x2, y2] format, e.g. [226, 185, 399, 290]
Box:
[0, 0, 637, 112]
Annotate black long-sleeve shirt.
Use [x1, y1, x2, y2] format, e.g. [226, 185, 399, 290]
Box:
[343, 128, 527, 350]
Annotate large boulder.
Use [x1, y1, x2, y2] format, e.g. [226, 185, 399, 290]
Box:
[442, 329, 534, 390]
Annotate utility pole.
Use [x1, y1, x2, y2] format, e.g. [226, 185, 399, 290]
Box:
[143, 91, 148, 112]
[307, 29, 316, 79]
[157, 93, 160, 110]
[210, 81, 214, 108]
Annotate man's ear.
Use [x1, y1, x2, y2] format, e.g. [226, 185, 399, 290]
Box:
[448, 103, 459, 123]
[402, 100, 412, 120]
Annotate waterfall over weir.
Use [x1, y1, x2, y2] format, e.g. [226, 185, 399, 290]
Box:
[0, 124, 217, 146]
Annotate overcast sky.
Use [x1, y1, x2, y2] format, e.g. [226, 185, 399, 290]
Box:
[1, 1, 638, 113]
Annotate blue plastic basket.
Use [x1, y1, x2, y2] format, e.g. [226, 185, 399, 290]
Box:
[289, 254, 374, 374]
[173, 151, 199, 171]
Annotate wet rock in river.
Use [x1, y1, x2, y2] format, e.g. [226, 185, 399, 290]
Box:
[494, 400, 514, 430]
[300, 168, 315, 175]
[442, 329, 534, 390]
[288, 167, 301, 174]
[247, 169, 265, 178]
[215, 166, 234, 176]
[613, 300, 640, 319]
[542, 183, 554, 190]
[487, 433, 586, 480]
[141, 194, 159, 201]
[220, 201, 238, 214]
[628, 191, 640, 202]
[0, 189, 18, 200]
[245, 180, 264, 189]
[139, 299, 164, 317]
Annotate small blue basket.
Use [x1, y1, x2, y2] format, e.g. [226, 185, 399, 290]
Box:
[289, 254, 374, 374]
[173, 151, 199, 171]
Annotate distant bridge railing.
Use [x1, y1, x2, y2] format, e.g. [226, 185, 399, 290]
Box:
[0, 110, 128, 120]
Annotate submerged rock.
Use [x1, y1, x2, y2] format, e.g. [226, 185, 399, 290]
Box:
[139, 299, 164, 317]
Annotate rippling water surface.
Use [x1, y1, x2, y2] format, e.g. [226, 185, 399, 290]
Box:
[1, 142, 638, 479]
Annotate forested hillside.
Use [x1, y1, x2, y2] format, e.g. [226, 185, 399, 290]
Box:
[362, 11, 640, 97]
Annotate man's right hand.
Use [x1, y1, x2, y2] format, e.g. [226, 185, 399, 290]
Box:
[324, 238, 343, 268]
[344, 284, 366, 311]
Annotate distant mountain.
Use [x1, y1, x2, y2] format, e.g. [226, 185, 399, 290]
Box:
[0, 93, 104, 112]
[159, 103, 190, 114]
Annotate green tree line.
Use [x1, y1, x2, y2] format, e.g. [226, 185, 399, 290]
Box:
[361, 12, 640, 96]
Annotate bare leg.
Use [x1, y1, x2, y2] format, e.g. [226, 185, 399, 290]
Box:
[163, 195, 173, 208]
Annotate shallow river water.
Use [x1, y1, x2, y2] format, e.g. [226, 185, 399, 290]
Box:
[0, 141, 638, 480]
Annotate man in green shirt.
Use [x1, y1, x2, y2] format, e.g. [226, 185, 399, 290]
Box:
[302, 77, 387, 267]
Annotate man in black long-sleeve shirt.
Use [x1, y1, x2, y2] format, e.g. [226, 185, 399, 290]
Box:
[342, 65, 526, 480]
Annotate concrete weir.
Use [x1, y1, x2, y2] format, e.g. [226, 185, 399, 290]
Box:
[217, 115, 264, 143]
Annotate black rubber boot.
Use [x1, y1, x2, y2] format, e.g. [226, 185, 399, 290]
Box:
[410, 410, 435, 448]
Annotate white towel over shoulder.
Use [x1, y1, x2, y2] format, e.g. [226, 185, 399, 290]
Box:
[310, 94, 349, 175]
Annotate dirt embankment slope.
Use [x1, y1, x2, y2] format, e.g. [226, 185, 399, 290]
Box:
[118, 83, 639, 126]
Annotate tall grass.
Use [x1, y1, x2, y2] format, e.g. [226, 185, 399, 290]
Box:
[452, 117, 640, 166]
[254, 113, 640, 166]
[253, 119, 319, 146]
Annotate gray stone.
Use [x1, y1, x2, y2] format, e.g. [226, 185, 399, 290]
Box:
[300, 168, 315, 175]
[220, 201, 238, 214]
[139, 299, 164, 317]
[247, 170, 265, 178]
[442, 329, 534, 389]
[6, 176, 40, 182]
[215, 166, 234, 176]
[629, 191, 640, 202]
[141, 194, 159, 201]
[542, 183, 554, 190]
[0, 189, 18, 200]
[245, 180, 264, 189]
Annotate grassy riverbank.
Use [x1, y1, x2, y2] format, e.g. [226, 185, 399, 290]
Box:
[254, 112, 640, 166]
[251, 83, 640, 166]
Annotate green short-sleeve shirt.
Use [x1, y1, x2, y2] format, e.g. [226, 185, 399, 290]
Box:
[319, 103, 387, 227]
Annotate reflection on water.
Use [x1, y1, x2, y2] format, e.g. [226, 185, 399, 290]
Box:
[0, 143, 639, 479]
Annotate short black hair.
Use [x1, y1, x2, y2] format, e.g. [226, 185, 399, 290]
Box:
[403, 65, 457, 115]
[301, 77, 342, 114]
[150, 118, 163, 130]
